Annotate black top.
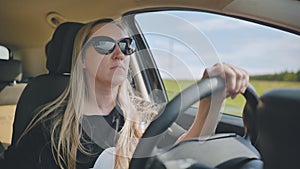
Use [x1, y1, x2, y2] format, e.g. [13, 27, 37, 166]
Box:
[1, 106, 124, 169]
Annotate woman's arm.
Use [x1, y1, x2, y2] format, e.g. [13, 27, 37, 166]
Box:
[178, 62, 249, 142]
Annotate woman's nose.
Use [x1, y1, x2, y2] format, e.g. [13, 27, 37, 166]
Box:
[111, 45, 125, 60]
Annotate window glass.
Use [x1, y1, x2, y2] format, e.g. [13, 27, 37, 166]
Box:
[135, 10, 300, 116]
[0, 45, 9, 60]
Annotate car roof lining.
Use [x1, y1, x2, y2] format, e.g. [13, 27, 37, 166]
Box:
[1, 0, 299, 50]
[1, 0, 299, 77]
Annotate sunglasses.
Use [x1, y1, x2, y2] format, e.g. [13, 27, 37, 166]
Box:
[86, 36, 136, 55]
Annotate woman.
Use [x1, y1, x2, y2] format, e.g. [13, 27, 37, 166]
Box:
[2, 18, 249, 169]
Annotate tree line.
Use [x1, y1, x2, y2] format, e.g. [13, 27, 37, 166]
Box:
[251, 70, 300, 82]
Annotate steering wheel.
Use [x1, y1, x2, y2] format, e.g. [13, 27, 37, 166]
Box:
[129, 76, 259, 169]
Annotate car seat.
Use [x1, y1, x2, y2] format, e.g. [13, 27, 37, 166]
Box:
[0, 57, 22, 155]
[256, 88, 300, 169]
[0, 57, 23, 106]
[0, 58, 22, 92]
[10, 22, 83, 145]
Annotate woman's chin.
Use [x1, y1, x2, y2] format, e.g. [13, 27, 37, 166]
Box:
[111, 75, 126, 86]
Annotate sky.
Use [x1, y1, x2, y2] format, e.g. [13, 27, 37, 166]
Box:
[135, 11, 300, 79]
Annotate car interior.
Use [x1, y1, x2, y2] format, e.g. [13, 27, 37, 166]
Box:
[10, 22, 84, 146]
[0, 0, 300, 169]
[0, 53, 24, 150]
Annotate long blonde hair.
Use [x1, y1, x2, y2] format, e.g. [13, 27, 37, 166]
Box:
[21, 19, 158, 169]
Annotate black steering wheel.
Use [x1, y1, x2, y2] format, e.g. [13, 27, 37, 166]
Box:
[129, 76, 259, 169]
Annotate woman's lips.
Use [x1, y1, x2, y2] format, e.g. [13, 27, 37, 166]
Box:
[110, 65, 125, 71]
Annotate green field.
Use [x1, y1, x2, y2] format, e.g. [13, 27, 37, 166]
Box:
[163, 79, 300, 117]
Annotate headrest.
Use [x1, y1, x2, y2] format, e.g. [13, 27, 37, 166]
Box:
[46, 22, 84, 74]
[0, 59, 22, 82]
[257, 88, 300, 169]
[258, 88, 300, 136]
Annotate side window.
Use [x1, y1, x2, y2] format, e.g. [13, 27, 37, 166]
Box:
[0, 45, 10, 60]
[135, 11, 300, 117]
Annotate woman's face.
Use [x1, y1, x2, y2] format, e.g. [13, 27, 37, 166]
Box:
[83, 22, 131, 88]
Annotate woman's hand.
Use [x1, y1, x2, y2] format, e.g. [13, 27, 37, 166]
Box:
[202, 62, 249, 99]
[178, 62, 249, 141]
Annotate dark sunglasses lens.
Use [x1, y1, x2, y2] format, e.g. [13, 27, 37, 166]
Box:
[119, 38, 136, 55]
[91, 36, 136, 55]
[92, 37, 115, 55]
